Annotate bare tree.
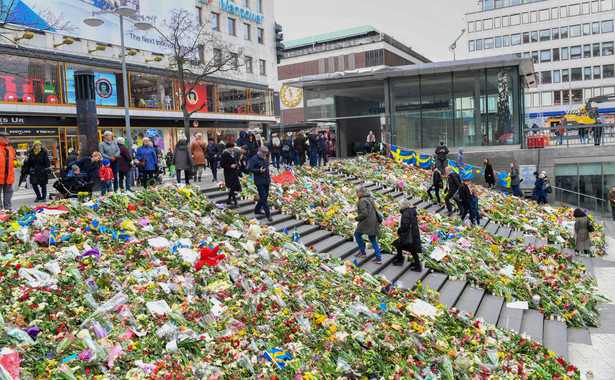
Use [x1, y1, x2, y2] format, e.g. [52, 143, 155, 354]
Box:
[154, 8, 244, 139]
[0, 0, 73, 45]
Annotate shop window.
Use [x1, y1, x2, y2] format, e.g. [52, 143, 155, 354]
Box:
[571, 89, 583, 104]
[553, 70, 561, 83]
[0, 55, 62, 104]
[245, 56, 253, 73]
[130, 72, 175, 110]
[603, 42, 614, 55]
[66, 64, 122, 107]
[250, 89, 271, 115]
[603, 64, 614, 78]
[593, 66, 601, 79]
[584, 67, 592, 80]
[571, 68, 583, 81]
[211, 13, 219, 31]
[553, 48, 560, 61]
[603, 20, 614, 33]
[571, 45, 582, 59]
[257, 28, 264, 44]
[561, 26, 568, 38]
[552, 27, 559, 39]
[218, 84, 247, 113]
[228, 18, 236, 36]
[562, 69, 570, 82]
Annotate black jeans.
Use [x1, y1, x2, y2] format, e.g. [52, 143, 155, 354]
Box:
[142, 170, 155, 187]
[208, 158, 218, 180]
[444, 190, 457, 213]
[255, 184, 270, 217]
[395, 246, 419, 265]
[32, 184, 47, 200]
[427, 184, 442, 203]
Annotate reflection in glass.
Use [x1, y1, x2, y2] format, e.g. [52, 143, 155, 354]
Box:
[0, 55, 62, 104]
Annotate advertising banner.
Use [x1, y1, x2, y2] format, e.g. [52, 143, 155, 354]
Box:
[185, 83, 209, 113]
[16, 0, 194, 51]
[66, 69, 119, 106]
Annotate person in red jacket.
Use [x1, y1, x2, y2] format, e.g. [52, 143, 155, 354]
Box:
[0, 132, 16, 210]
[99, 158, 114, 196]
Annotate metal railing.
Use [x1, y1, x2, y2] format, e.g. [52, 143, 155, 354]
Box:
[552, 185, 608, 216]
[521, 123, 615, 149]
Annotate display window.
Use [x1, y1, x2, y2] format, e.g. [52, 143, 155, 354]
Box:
[130, 72, 176, 110]
[218, 84, 248, 114]
[0, 55, 62, 104]
[65, 63, 124, 107]
[249, 88, 272, 115]
[6, 128, 61, 169]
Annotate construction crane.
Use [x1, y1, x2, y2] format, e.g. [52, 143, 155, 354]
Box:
[561, 93, 615, 126]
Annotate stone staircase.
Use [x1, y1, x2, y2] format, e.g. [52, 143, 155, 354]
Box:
[198, 173, 600, 361]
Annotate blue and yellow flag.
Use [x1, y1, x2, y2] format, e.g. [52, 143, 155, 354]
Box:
[389, 144, 432, 168]
[264, 349, 292, 369]
[497, 172, 511, 188]
[86, 220, 107, 233]
[461, 165, 474, 180]
[282, 228, 291, 240]
[292, 228, 300, 243]
[49, 228, 71, 245]
[349, 259, 358, 270]
[112, 231, 134, 241]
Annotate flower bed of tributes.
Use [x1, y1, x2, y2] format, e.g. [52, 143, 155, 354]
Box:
[0, 186, 582, 379]
[329, 155, 606, 256]
[239, 167, 608, 328]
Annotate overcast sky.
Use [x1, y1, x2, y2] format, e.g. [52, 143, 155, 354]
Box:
[274, 0, 480, 62]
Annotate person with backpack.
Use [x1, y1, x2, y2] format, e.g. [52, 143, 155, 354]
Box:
[281, 137, 292, 166]
[190, 133, 208, 182]
[205, 137, 220, 182]
[533, 171, 548, 205]
[434, 142, 449, 173]
[352, 185, 382, 264]
[269, 133, 282, 170]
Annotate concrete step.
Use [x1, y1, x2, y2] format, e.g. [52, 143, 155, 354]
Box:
[437, 279, 467, 308]
[475, 294, 505, 326]
[479, 218, 489, 228]
[357, 252, 376, 266]
[376, 187, 394, 195]
[235, 204, 257, 215]
[496, 227, 512, 239]
[349, 179, 362, 185]
[253, 209, 281, 222]
[535, 238, 550, 247]
[396, 266, 430, 290]
[200, 186, 221, 195]
[497, 305, 524, 333]
[269, 217, 306, 232]
[420, 272, 448, 292]
[330, 241, 359, 260]
[508, 229, 524, 242]
[378, 259, 413, 283]
[409, 198, 423, 206]
[416, 201, 432, 210]
[484, 222, 499, 236]
[522, 235, 537, 246]
[311, 235, 348, 253]
[294, 224, 320, 238]
[543, 320, 569, 361]
[552, 243, 562, 250]
[519, 309, 544, 344]
[301, 230, 333, 247]
[425, 204, 445, 213]
[390, 192, 406, 200]
[359, 254, 397, 275]
[455, 286, 486, 317]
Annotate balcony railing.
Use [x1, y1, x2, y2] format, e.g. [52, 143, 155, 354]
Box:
[521, 123, 615, 149]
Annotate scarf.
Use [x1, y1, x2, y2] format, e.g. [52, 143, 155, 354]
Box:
[33, 148, 41, 155]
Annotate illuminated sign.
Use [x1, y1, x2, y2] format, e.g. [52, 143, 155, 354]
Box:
[219, 0, 263, 24]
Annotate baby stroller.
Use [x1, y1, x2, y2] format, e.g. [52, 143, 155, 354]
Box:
[134, 162, 164, 187]
[50, 171, 94, 200]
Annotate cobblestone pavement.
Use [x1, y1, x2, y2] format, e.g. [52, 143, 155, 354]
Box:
[568, 228, 615, 379]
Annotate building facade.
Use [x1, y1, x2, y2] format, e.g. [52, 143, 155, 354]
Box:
[0, 0, 279, 167]
[463, 0, 615, 124]
[277, 26, 430, 132]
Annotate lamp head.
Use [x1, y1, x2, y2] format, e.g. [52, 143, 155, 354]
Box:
[114, 6, 137, 17]
[14, 31, 35, 41]
[134, 21, 153, 31]
[83, 16, 104, 27]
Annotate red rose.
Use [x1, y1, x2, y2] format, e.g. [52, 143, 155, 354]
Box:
[15, 263, 22, 270]
[14, 273, 19, 279]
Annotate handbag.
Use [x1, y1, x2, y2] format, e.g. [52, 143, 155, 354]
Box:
[452, 189, 461, 202]
[138, 147, 151, 169]
[587, 221, 595, 233]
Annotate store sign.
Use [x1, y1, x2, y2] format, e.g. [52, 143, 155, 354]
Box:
[0, 117, 25, 126]
[146, 129, 158, 137]
[219, 0, 264, 24]
[5, 127, 58, 136]
[192, 121, 199, 127]
[95, 78, 113, 99]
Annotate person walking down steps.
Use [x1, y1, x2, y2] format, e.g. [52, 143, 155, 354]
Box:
[392, 199, 422, 272]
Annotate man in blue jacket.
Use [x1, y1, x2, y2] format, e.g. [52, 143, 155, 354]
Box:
[248, 146, 273, 222]
[136, 138, 158, 187]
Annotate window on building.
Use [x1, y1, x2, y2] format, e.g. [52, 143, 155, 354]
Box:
[511, 33, 521, 45]
[603, 42, 614, 55]
[211, 13, 219, 31]
[532, 93, 540, 107]
[569, 4, 581, 16]
[540, 50, 551, 62]
[562, 69, 570, 82]
[570, 24, 581, 37]
[231, 53, 238, 70]
[561, 26, 568, 38]
[571, 45, 582, 59]
[503, 35, 509, 46]
[257, 28, 264, 44]
[572, 89, 583, 104]
[594, 66, 601, 79]
[196, 7, 202, 25]
[510, 14, 520, 25]
[522, 12, 529, 24]
[552, 28, 559, 39]
[541, 71, 552, 84]
[562, 90, 570, 104]
[259, 59, 266, 75]
[603, 20, 614, 33]
[475, 20, 482, 31]
[242, 0, 248, 7]
[582, 2, 590, 13]
[256, 0, 262, 13]
[523, 32, 530, 44]
[584, 67, 592, 80]
[553, 70, 561, 83]
[562, 47, 569, 59]
[494, 17, 501, 28]
[592, 22, 601, 34]
[531, 51, 538, 63]
[228, 18, 236, 36]
[583, 23, 591, 35]
[469, 40, 475, 51]
[523, 52, 530, 58]
[604, 64, 615, 78]
[602, 0, 614, 11]
[502, 15, 509, 27]
[484, 37, 494, 49]
[554, 91, 561, 105]
[593, 43, 601, 56]
[484, 18, 493, 29]
[571, 68, 583, 81]
[198, 44, 205, 62]
[245, 56, 253, 73]
[584, 44, 591, 58]
[591, 1, 599, 12]
[243, 23, 250, 40]
[542, 92, 552, 106]
[530, 10, 537, 22]
[365, 49, 384, 66]
[539, 9, 550, 21]
[476, 39, 483, 50]
[593, 87, 602, 97]
[537, 29, 548, 41]
[468, 22, 474, 33]
[531, 31, 538, 42]
[551, 7, 559, 19]
[553, 48, 560, 61]
[495, 36, 502, 48]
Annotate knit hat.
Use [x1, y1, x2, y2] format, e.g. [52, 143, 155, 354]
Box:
[71, 165, 79, 171]
[226, 142, 235, 149]
[102, 158, 110, 166]
[33, 140, 42, 147]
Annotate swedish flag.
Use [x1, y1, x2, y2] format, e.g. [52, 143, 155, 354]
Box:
[282, 228, 291, 240]
[49, 228, 71, 245]
[348, 259, 358, 270]
[264, 348, 292, 370]
[112, 231, 134, 241]
[447, 160, 459, 174]
[497, 172, 511, 188]
[461, 165, 474, 180]
[86, 220, 106, 232]
[292, 228, 300, 243]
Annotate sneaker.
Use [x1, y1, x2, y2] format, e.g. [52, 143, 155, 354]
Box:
[356, 251, 367, 258]
[372, 258, 382, 264]
[267, 216, 273, 222]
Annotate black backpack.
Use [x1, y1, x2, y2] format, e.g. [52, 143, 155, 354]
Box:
[282, 143, 290, 152]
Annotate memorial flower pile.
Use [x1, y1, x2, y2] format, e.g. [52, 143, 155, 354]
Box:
[0, 186, 581, 378]
[252, 167, 607, 328]
[329, 155, 606, 256]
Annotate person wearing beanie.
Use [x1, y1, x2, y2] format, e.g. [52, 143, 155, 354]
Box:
[99, 158, 114, 196]
[456, 147, 464, 172]
[434, 141, 449, 174]
[392, 199, 422, 271]
[99, 131, 120, 191]
[19, 140, 50, 203]
[220, 142, 241, 207]
[172, 138, 194, 185]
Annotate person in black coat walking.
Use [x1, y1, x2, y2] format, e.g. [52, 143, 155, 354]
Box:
[294, 132, 307, 166]
[220, 142, 241, 207]
[392, 199, 422, 271]
[434, 142, 449, 173]
[246, 134, 259, 158]
[483, 158, 495, 189]
[458, 178, 472, 221]
[444, 166, 461, 214]
[19, 140, 50, 202]
[172, 138, 194, 185]
[248, 146, 273, 222]
[427, 165, 443, 204]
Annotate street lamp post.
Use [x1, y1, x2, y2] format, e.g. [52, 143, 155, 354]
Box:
[84, 7, 153, 148]
[449, 29, 466, 61]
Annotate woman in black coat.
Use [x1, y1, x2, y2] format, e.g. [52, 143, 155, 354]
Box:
[392, 199, 422, 271]
[220, 142, 241, 207]
[19, 140, 50, 202]
[484, 158, 495, 188]
[246, 134, 259, 158]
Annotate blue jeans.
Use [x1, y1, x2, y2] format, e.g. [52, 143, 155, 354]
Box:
[557, 134, 564, 145]
[110, 160, 119, 192]
[271, 153, 280, 169]
[354, 231, 381, 260]
[33, 184, 47, 200]
[176, 169, 190, 184]
[511, 185, 523, 197]
[470, 208, 480, 225]
[101, 181, 113, 196]
[118, 171, 131, 191]
[309, 148, 318, 167]
[255, 184, 270, 217]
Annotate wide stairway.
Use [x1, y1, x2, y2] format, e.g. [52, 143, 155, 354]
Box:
[199, 172, 598, 361]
